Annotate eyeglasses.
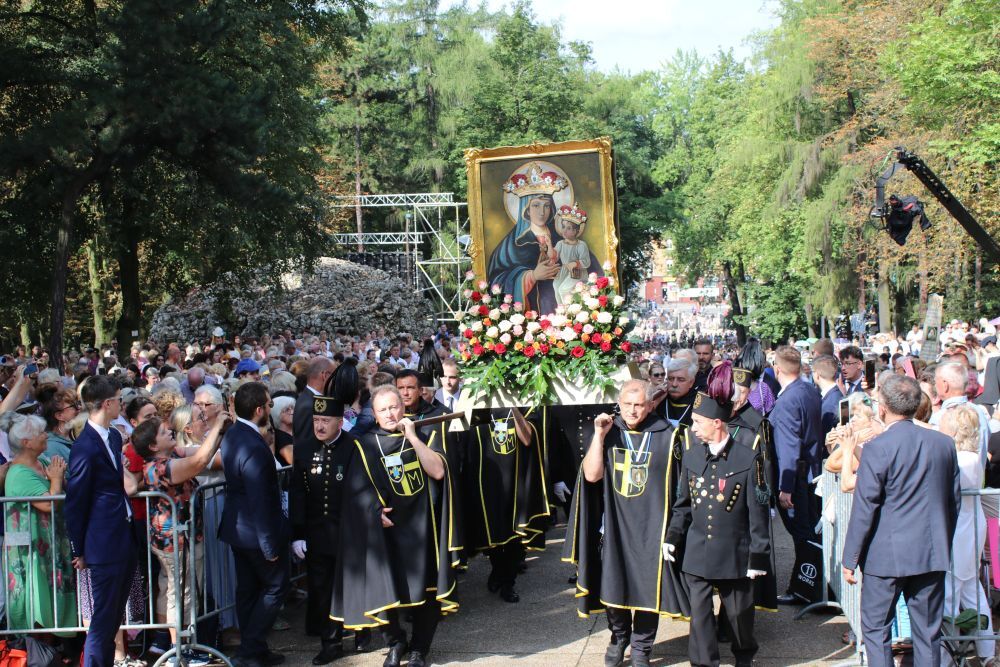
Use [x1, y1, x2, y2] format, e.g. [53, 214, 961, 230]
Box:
[650, 373, 665, 378]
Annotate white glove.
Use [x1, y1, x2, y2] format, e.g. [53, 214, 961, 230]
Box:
[662, 543, 676, 562]
[553, 481, 570, 503]
[746, 568, 767, 580]
[291, 540, 307, 560]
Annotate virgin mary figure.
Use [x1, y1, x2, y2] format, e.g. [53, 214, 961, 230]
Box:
[487, 162, 602, 316]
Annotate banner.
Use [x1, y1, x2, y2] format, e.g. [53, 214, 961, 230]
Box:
[920, 294, 944, 361]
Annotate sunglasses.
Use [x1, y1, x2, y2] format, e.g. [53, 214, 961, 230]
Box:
[651, 372, 665, 378]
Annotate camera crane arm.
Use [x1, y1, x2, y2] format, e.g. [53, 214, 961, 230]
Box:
[872, 147, 1000, 262]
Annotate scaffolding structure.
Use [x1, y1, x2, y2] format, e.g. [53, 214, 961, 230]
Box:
[331, 193, 470, 322]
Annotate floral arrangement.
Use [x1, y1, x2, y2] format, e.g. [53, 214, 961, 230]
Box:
[457, 270, 633, 404]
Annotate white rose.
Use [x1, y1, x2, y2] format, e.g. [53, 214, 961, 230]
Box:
[612, 295, 625, 307]
[463, 289, 472, 298]
[477, 280, 488, 290]
[583, 324, 595, 335]
[491, 284, 502, 295]
[524, 332, 534, 343]
[512, 324, 524, 336]
[588, 272, 598, 283]
[509, 314, 526, 326]
[561, 327, 578, 342]
[504, 294, 513, 304]
[598, 312, 614, 324]
[584, 297, 600, 310]
[602, 260, 612, 271]
[618, 315, 630, 326]
[549, 314, 567, 328]
[575, 311, 590, 323]
[567, 303, 582, 315]
[589, 286, 599, 297]
[526, 321, 541, 333]
[555, 305, 566, 315]
[481, 294, 492, 304]
[471, 321, 483, 332]
[489, 308, 501, 320]
[573, 282, 585, 293]
[486, 326, 499, 339]
[499, 332, 512, 345]
[563, 293, 575, 304]
[498, 319, 513, 332]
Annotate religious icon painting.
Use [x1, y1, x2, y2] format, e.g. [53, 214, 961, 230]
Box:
[464, 138, 621, 318]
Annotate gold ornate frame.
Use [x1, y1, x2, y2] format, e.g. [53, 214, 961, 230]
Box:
[463, 137, 619, 290]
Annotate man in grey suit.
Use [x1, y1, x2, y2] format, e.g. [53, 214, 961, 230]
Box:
[842, 374, 961, 667]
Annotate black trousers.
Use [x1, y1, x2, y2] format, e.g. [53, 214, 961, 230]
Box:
[232, 547, 290, 659]
[84, 543, 137, 667]
[776, 477, 820, 594]
[685, 573, 757, 667]
[305, 549, 341, 643]
[382, 599, 440, 656]
[605, 607, 659, 657]
[860, 571, 945, 667]
[488, 540, 523, 587]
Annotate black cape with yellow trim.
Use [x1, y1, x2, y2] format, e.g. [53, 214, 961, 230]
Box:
[330, 427, 461, 629]
[728, 407, 778, 612]
[463, 407, 550, 554]
[562, 414, 690, 618]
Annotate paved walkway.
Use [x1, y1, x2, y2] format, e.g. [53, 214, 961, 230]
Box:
[259, 519, 857, 666]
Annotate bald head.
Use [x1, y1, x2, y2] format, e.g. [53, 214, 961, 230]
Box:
[306, 356, 335, 392]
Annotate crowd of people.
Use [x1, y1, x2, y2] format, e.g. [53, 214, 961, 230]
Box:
[0, 315, 998, 667]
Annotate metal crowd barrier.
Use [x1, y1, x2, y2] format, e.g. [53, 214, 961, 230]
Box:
[0, 490, 228, 667]
[811, 474, 1000, 666]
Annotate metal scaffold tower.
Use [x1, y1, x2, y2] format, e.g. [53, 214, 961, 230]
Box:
[331, 193, 470, 323]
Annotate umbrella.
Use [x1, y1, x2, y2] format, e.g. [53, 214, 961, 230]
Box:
[989, 317, 1000, 326]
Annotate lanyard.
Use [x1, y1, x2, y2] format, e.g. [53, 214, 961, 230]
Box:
[374, 433, 406, 459]
[491, 409, 514, 432]
[620, 428, 651, 457]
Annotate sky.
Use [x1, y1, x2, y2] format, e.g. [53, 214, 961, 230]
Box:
[439, 0, 781, 73]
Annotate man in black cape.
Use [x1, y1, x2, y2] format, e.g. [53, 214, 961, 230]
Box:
[665, 392, 772, 667]
[288, 394, 370, 663]
[563, 379, 689, 667]
[331, 385, 461, 667]
[463, 406, 550, 603]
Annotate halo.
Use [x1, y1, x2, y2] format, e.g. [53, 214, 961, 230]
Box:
[503, 160, 575, 223]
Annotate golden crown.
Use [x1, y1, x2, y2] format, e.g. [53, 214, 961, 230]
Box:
[503, 163, 568, 197]
[557, 202, 588, 226]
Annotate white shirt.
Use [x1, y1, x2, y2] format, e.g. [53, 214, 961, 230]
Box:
[708, 435, 731, 457]
[435, 388, 462, 411]
[306, 385, 320, 396]
[236, 417, 261, 435]
[87, 419, 119, 470]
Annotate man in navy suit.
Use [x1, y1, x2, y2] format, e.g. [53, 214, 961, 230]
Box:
[812, 355, 845, 441]
[220, 382, 290, 667]
[64, 375, 136, 667]
[842, 374, 960, 667]
[769, 346, 823, 604]
[838, 346, 866, 395]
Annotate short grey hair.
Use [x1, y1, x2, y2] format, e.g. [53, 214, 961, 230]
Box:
[194, 385, 224, 405]
[268, 371, 297, 394]
[8, 415, 46, 455]
[935, 362, 968, 392]
[667, 357, 697, 378]
[620, 378, 655, 400]
[879, 374, 922, 418]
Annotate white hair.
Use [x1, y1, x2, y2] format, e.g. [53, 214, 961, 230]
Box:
[667, 357, 697, 378]
[936, 362, 968, 392]
[8, 415, 46, 455]
[268, 371, 297, 394]
[194, 384, 224, 405]
[270, 395, 296, 426]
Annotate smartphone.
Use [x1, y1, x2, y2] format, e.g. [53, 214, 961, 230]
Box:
[838, 397, 851, 426]
[864, 359, 876, 388]
[23, 363, 38, 375]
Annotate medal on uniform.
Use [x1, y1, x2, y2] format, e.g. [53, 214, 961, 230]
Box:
[630, 463, 647, 487]
[335, 465, 344, 481]
[717, 478, 726, 501]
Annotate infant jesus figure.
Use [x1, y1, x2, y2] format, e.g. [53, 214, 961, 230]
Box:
[553, 203, 591, 305]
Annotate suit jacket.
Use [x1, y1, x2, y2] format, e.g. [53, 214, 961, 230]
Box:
[820, 385, 845, 440]
[842, 420, 960, 576]
[64, 423, 132, 564]
[769, 378, 823, 493]
[218, 421, 289, 559]
[293, 388, 318, 446]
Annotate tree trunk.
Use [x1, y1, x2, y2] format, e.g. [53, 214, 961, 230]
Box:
[721, 261, 746, 347]
[115, 213, 142, 351]
[877, 262, 892, 333]
[804, 301, 816, 339]
[975, 251, 982, 311]
[19, 323, 31, 349]
[353, 70, 364, 253]
[86, 237, 107, 346]
[918, 256, 929, 320]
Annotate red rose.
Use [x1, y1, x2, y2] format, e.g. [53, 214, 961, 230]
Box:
[523, 345, 536, 358]
[471, 291, 482, 302]
[571, 345, 586, 358]
[598, 295, 608, 307]
[539, 343, 550, 354]
[463, 329, 474, 339]
[600, 341, 612, 353]
[478, 305, 489, 316]
[494, 343, 507, 355]
[621, 341, 632, 353]
[540, 319, 551, 330]
[472, 344, 484, 356]
[596, 276, 609, 289]
[573, 322, 583, 333]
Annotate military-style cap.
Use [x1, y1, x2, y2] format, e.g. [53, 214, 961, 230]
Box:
[692, 392, 730, 421]
[313, 394, 344, 417]
[733, 367, 753, 388]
